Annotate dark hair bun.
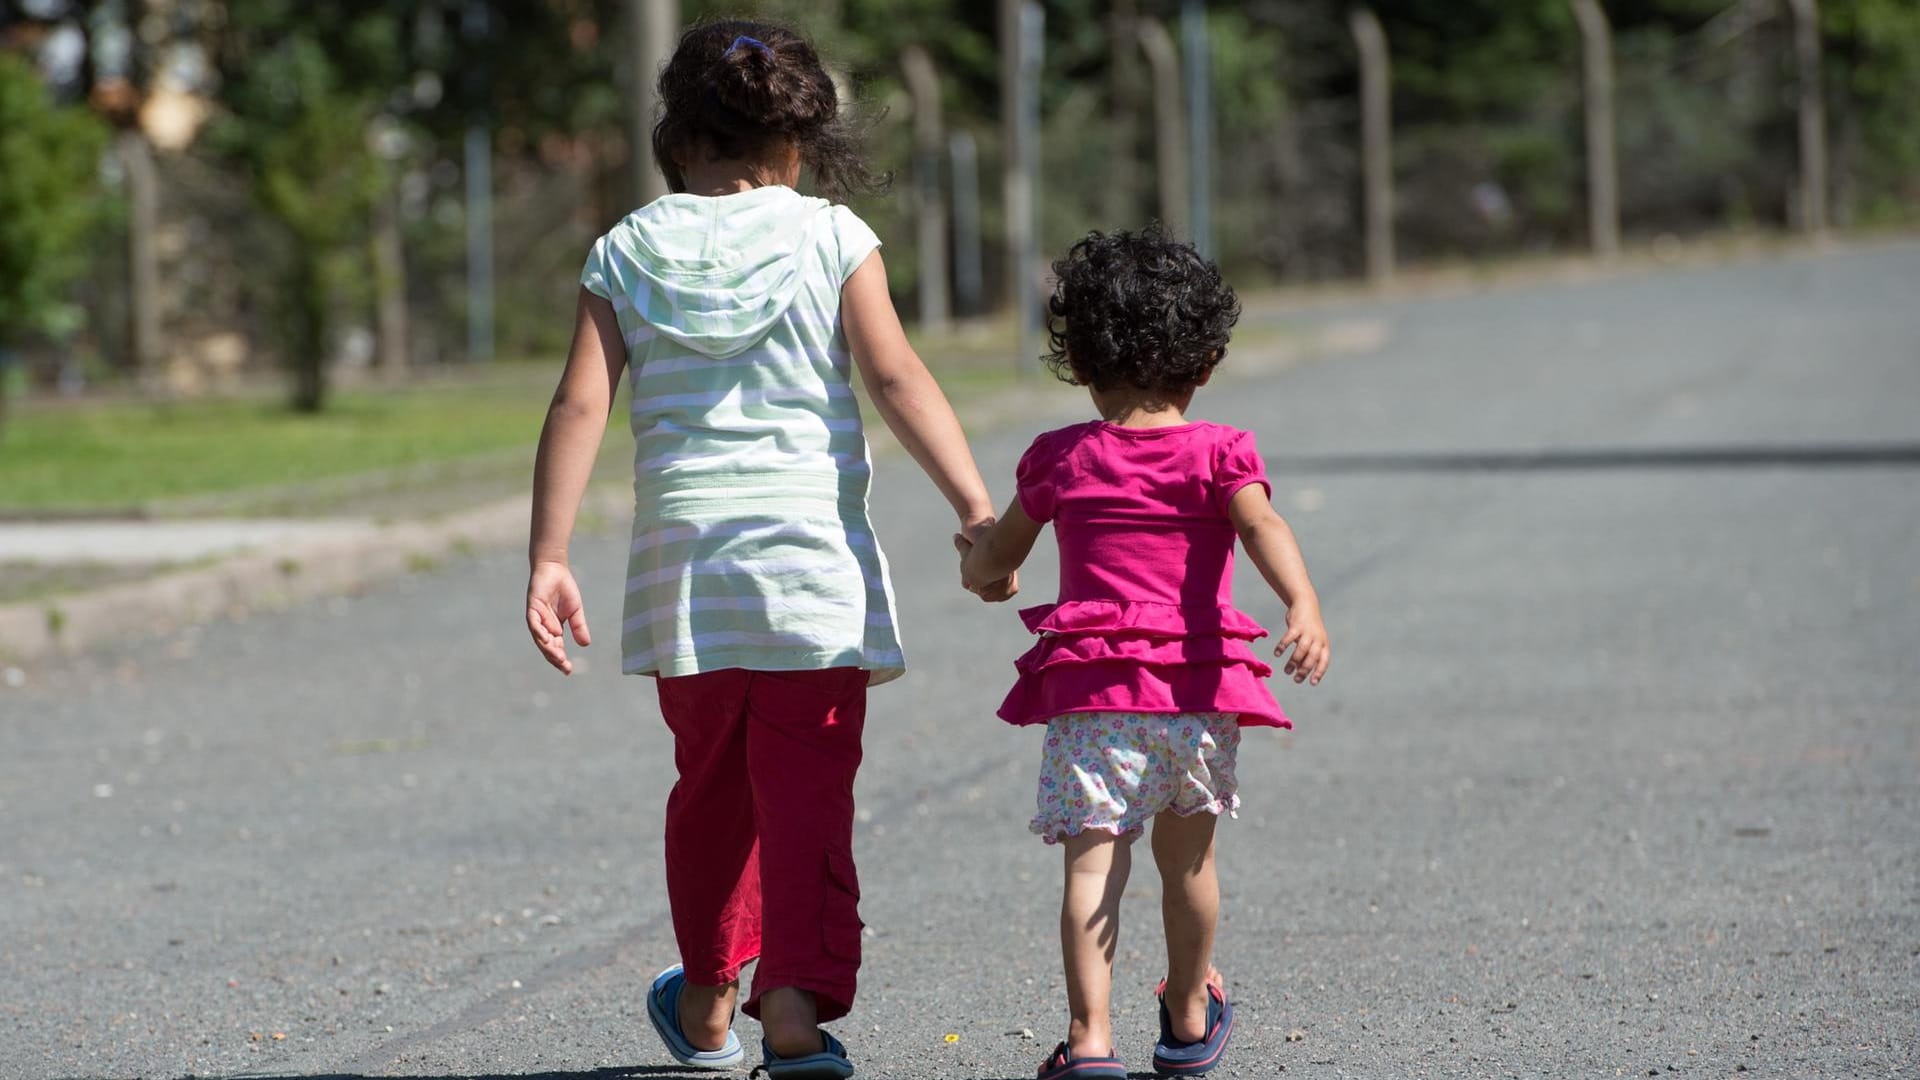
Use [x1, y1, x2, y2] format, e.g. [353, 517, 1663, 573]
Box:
[1043, 227, 1241, 395]
[710, 35, 832, 134]
[651, 19, 881, 202]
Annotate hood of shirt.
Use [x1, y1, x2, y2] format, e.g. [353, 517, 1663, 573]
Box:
[615, 185, 829, 359]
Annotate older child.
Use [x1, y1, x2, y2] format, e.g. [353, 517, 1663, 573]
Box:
[527, 19, 1007, 1079]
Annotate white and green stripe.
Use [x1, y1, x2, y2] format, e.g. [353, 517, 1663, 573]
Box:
[581, 186, 904, 684]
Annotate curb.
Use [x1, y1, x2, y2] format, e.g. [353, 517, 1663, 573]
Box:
[0, 488, 629, 664]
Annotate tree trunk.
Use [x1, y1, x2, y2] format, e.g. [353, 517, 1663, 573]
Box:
[0, 348, 13, 445]
[288, 257, 328, 413]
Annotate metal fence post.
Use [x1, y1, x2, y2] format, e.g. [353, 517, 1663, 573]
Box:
[463, 0, 494, 364]
[628, 0, 679, 207]
[1571, 0, 1620, 257]
[1787, 0, 1828, 234]
[949, 130, 984, 317]
[1106, 0, 1142, 226]
[372, 175, 410, 376]
[1350, 7, 1394, 285]
[901, 46, 950, 333]
[1001, 0, 1043, 373]
[1181, 0, 1213, 259]
[1137, 18, 1189, 239]
[119, 131, 162, 378]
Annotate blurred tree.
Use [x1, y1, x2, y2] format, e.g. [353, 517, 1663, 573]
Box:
[0, 51, 110, 437]
[1824, 0, 1920, 223]
[205, 1, 644, 399]
[209, 8, 390, 411]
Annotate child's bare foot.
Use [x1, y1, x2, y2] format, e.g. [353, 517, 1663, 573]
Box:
[676, 979, 739, 1053]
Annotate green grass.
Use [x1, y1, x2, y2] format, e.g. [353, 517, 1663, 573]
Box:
[0, 373, 566, 513]
[0, 315, 1286, 517]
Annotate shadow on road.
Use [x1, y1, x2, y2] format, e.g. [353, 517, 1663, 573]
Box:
[57, 1068, 706, 1080]
[48, 1060, 1167, 1068]
[55, 1070, 1179, 1080]
[1268, 441, 1920, 473]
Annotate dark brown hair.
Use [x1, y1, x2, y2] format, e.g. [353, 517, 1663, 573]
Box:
[650, 19, 881, 202]
[1043, 227, 1241, 395]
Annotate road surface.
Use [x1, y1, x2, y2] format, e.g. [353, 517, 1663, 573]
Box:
[3, 242, 1916, 1079]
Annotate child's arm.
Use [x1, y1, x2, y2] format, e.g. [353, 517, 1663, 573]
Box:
[957, 497, 1044, 593]
[841, 252, 999, 534]
[526, 287, 628, 675]
[1227, 485, 1330, 685]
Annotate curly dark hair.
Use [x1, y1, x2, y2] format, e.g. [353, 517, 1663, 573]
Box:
[1042, 227, 1241, 395]
[651, 19, 883, 202]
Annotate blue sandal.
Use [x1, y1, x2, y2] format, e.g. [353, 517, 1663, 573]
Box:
[1037, 1041, 1126, 1079]
[646, 964, 745, 1070]
[1152, 978, 1235, 1076]
[757, 1029, 855, 1079]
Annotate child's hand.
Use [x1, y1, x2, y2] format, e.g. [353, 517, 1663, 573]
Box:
[526, 560, 591, 675]
[953, 530, 1020, 603]
[1275, 604, 1330, 685]
[972, 566, 1021, 602]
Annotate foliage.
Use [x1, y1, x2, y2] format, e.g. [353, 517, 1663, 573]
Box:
[208, 5, 398, 411]
[8, 0, 1920, 407]
[0, 52, 109, 348]
[1825, 0, 1920, 222]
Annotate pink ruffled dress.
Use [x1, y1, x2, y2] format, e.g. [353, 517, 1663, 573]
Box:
[997, 420, 1290, 730]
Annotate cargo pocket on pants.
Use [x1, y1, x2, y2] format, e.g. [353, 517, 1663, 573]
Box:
[821, 849, 864, 962]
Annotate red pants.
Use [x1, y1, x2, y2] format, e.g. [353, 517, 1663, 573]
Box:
[656, 667, 867, 1022]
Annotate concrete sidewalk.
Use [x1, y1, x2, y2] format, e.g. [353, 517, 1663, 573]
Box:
[0, 489, 628, 665]
[0, 519, 379, 564]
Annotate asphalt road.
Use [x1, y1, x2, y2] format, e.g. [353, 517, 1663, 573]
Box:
[3, 242, 1917, 1080]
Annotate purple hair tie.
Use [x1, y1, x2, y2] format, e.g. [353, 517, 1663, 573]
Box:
[726, 35, 773, 59]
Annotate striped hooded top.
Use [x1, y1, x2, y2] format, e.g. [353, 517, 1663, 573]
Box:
[580, 184, 903, 684]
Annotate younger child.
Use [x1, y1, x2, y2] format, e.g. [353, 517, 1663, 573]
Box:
[958, 228, 1330, 1078]
[526, 19, 1007, 1080]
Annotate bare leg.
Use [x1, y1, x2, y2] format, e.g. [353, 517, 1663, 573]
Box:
[676, 978, 741, 1052]
[1061, 831, 1132, 1059]
[757, 986, 824, 1058]
[1153, 810, 1223, 1043]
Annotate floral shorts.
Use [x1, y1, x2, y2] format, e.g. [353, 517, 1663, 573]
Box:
[1030, 711, 1241, 844]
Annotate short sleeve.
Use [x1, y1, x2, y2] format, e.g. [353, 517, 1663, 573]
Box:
[1212, 428, 1270, 515]
[829, 205, 883, 285]
[1015, 432, 1060, 524]
[580, 233, 614, 300]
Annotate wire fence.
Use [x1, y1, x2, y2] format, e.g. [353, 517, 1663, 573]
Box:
[10, 1, 1918, 395]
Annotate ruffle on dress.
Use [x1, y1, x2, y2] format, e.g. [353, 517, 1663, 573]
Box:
[997, 600, 1290, 729]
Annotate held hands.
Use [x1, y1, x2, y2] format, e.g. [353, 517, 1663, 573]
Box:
[954, 520, 1019, 603]
[526, 559, 591, 675]
[1276, 603, 1330, 685]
